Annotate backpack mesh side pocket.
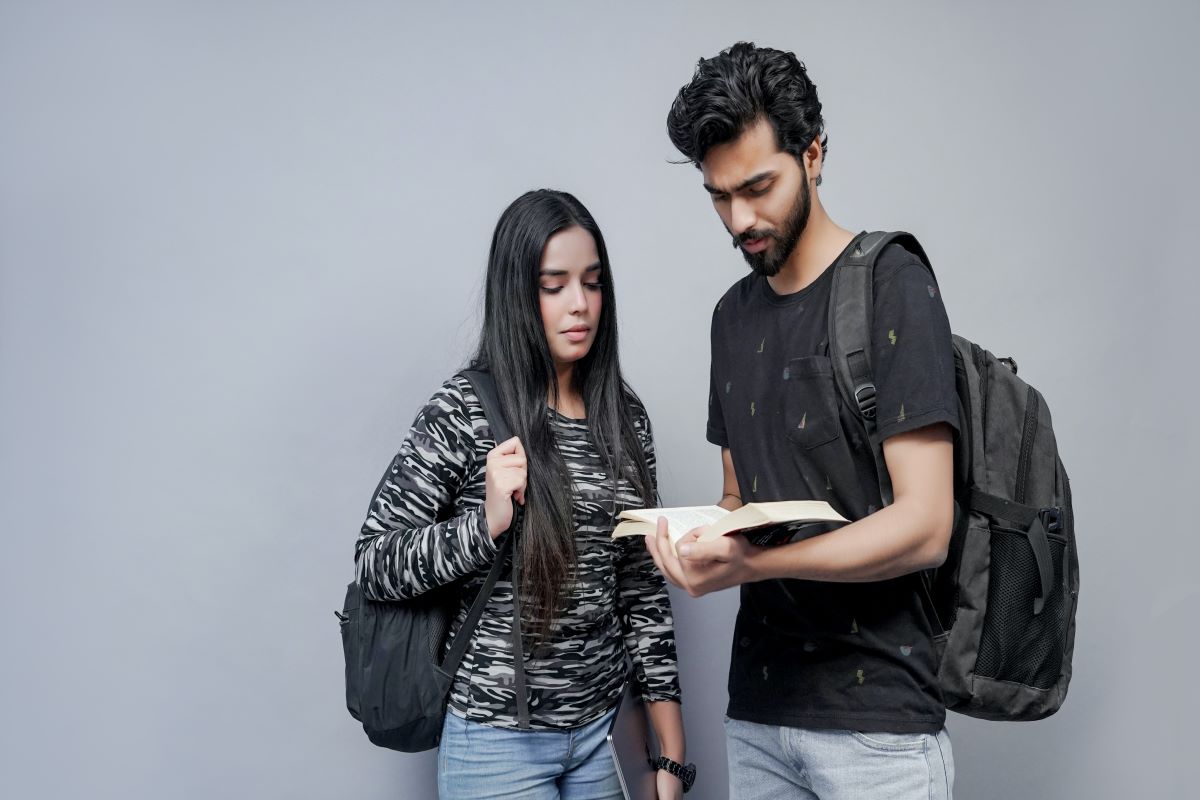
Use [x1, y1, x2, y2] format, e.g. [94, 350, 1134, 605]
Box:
[975, 523, 1068, 690]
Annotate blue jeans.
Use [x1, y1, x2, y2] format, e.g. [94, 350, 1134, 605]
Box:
[438, 707, 623, 800]
[725, 717, 954, 800]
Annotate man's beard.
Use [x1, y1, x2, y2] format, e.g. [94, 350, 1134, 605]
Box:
[731, 177, 811, 278]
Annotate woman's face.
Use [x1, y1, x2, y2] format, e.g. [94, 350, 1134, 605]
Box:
[538, 225, 603, 370]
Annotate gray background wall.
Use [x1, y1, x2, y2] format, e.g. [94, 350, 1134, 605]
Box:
[2, 1, 1195, 798]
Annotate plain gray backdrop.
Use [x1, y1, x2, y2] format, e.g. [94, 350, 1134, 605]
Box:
[2, 1, 1196, 798]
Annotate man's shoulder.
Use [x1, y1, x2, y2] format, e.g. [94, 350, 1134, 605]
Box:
[872, 239, 932, 287]
[712, 272, 760, 316]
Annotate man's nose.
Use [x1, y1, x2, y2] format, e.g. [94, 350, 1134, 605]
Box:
[729, 196, 757, 237]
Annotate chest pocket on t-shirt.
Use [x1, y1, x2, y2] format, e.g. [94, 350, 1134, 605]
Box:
[784, 355, 842, 449]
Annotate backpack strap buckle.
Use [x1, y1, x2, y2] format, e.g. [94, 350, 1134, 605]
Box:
[1039, 506, 1062, 534]
[853, 383, 877, 421]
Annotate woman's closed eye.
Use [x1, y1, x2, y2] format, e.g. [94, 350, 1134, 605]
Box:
[540, 282, 603, 294]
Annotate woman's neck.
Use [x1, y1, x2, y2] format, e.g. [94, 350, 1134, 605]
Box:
[551, 364, 586, 419]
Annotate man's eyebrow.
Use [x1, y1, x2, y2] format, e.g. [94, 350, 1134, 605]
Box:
[703, 171, 776, 195]
[539, 262, 603, 277]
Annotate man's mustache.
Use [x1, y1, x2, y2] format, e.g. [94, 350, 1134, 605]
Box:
[732, 229, 777, 248]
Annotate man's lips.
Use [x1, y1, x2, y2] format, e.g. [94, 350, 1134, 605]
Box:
[741, 237, 770, 254]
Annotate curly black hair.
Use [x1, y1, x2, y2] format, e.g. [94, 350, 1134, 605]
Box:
[666, 42, 828, 183]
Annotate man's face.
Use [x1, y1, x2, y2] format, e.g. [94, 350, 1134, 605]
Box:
[700, 118, 810, 277]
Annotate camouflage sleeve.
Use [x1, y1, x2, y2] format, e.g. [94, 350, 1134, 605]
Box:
[615, 408, 682, 703]
[354, 377, 498, 601]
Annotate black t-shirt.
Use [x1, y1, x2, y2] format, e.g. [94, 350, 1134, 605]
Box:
[707, 240, 958, 733]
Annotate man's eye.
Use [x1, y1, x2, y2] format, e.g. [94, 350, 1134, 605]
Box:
[749, 183, 771, 196]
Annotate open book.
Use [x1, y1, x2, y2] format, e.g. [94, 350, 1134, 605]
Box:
[612, 500, 848, 547]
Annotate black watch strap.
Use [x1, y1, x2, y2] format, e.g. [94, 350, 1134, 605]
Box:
[652, 756, 696, 793]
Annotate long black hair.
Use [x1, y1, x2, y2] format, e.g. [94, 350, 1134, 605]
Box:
[470, 189, 655, 642]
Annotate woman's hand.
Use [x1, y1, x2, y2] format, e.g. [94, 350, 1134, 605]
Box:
[484, 436, 526, 539]
[656, 769, 684, 800]
[645, 700, 687, 799]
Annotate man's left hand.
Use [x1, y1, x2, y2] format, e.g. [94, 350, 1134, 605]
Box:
[645, 517, 763, 597]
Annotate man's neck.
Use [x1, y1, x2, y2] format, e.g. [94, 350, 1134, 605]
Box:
[767, 210, 856, 296]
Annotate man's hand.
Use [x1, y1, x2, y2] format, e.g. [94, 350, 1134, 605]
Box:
[645, 517, 762, 597]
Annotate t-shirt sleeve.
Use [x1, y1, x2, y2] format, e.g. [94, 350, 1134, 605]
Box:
[870, 256, 959, 442]
[706, 302, 730, 447]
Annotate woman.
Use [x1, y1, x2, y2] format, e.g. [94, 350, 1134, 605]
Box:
[355, 190, 688, 799]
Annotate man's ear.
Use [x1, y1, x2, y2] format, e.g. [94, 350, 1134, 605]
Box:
[805, 135, 824, 186]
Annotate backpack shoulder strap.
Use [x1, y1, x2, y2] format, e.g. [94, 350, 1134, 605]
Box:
[828, 231, 931, 508]
[462, 369, 513, 443]
[454, 369, 531, 728]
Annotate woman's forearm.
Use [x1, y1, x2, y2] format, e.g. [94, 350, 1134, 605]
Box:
[645, 699, 685, 762]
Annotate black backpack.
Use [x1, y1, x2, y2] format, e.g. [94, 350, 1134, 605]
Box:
[829, 231, 1079, 721]
[336, 369, 530, 751]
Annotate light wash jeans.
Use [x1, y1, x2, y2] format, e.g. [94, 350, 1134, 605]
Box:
[725, 717, 954, 800]
[438, 706, 623, 800]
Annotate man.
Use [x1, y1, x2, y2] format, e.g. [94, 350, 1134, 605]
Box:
[647, 42, 958, 799]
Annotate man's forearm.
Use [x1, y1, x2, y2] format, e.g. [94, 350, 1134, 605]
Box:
[748, 498, 951, 583]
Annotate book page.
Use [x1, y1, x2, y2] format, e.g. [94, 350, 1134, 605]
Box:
[614, 506, 729, 543]
[741, 500, 847, 524]
[707, 500, 848, 538]
[613, 501, 847, 546]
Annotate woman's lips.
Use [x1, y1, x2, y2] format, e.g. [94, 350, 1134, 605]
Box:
[564, 326, 590, 343]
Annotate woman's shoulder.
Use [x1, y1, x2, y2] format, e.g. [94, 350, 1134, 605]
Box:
[410, 372, 487, 441]
[420, 372, 472, 412]
[621, 383, 653, 438]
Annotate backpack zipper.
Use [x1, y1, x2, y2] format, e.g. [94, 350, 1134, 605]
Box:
[1060, 459, 1074, 594]
[1015, 388, 1039, 504]
[974, 344, 988, 446]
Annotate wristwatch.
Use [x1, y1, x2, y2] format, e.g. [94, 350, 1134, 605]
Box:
[652, 756, 696, 793]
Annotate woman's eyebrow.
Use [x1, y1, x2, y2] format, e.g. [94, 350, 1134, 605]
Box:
[539, 262, 602, 276]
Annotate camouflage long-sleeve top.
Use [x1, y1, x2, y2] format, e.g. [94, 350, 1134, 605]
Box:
[355, 373, 680, 730]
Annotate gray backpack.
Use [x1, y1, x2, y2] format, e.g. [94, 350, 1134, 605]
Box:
[829, 231, 1079, 721]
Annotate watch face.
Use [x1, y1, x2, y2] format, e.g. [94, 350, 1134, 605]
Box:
[681, 763, 696, 789]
